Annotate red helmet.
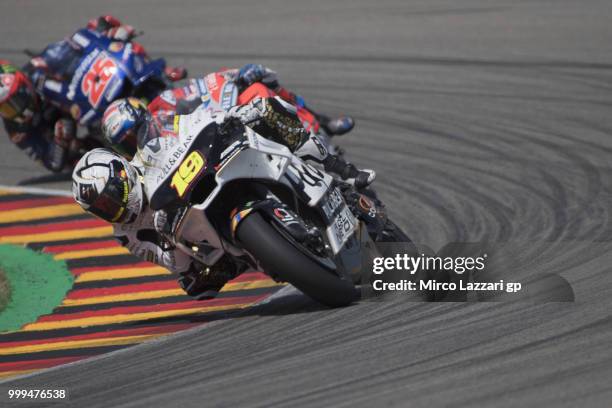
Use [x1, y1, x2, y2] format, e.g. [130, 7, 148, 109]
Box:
[0, 60, 37, 123]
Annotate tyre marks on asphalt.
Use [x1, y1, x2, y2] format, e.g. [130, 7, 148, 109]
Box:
[0, 190, 283, 379]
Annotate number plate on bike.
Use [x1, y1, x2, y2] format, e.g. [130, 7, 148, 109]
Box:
[321, 188, 344, 219]
[326, 205, 357, 254]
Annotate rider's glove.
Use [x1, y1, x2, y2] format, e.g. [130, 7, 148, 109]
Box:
[227, 97, 267, 125]
[237, 64, 267, 86]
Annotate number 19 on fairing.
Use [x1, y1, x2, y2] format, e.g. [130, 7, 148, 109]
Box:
[170, 151, 205, 197]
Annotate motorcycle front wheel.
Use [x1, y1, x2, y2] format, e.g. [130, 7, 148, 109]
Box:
[236, 212, 358, 307]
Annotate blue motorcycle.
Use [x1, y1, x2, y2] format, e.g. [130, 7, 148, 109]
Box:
[33, 28, 174, 128]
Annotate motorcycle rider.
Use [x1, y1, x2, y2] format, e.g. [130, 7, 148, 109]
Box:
[0, 59, 78, 172]
[146, 63, 354, 137]
[74, 96, 371, 299]
[72, 98, 307, 299]
[0, 15, 186, 173]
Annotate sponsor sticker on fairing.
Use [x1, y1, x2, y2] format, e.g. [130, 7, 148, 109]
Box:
[71, 32, 91, 48]
[205, 73, 218, 91]
[122, 43, 133, 62]
[220, 82, 238, 110]
[197, 79, 211, 107]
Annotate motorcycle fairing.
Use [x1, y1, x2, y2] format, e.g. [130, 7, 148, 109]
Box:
[140, 106, 357, 264]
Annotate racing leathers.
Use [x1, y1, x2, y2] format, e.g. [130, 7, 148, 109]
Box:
[113, 202, 244, 300]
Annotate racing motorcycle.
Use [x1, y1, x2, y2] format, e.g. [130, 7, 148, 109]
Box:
[30, 29, 177, 147]
[139, 107, 409, 307]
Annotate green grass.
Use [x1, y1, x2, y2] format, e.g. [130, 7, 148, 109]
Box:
[0, 245, 73, 332]
[0, 268, 10, 314]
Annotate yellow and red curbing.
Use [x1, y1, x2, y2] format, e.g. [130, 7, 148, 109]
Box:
[0, 189, 283, 379]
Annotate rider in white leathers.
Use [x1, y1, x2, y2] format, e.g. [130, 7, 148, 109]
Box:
[74, 97, 373, 299]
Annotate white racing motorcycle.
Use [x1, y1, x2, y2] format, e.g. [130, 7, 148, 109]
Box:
[138, 107, 408, 307]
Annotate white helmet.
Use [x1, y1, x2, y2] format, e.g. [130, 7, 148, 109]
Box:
[72, 148, 143, 223]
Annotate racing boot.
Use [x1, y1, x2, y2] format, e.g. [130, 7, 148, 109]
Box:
[164, 66, 188, 82]
[323, 155, 376, 190]
[317, 114, 355, 136]
[177, 255, 243, 300]
[274, 86, 355, 136]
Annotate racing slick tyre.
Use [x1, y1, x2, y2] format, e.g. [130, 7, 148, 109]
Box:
[236, 212, 358, 307]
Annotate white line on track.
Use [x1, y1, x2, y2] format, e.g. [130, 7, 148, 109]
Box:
[0, 184, 72, 198]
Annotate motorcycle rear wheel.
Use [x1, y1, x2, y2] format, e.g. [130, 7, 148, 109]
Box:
[236, 213, 357, 307]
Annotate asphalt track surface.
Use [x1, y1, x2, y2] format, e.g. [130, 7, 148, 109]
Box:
[1, 0, 612, 407]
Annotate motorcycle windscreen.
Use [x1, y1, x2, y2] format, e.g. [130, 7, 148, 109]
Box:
[39, 40, 83, 80]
